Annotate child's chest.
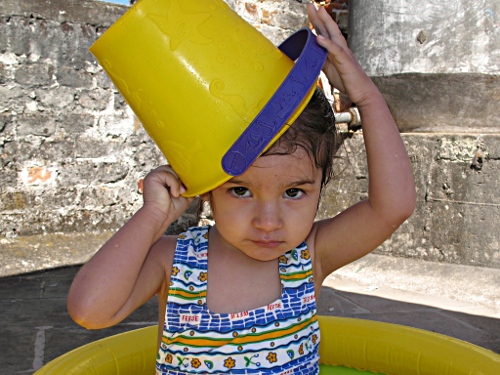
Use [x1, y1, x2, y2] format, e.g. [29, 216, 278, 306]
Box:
[206, 253, 282, 314]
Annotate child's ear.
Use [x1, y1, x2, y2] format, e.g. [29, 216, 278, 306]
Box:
[200, 193, 210, 202]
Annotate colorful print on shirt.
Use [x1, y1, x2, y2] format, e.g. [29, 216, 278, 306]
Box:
[156, 226, 320, 375]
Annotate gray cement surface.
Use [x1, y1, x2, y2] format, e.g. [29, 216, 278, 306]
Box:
[1, 254, 499, 374]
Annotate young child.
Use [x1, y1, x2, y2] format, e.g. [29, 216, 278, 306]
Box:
[67, 5, 416, 375]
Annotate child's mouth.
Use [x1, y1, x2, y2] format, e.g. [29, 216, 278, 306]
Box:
[252, 240, 283, 249]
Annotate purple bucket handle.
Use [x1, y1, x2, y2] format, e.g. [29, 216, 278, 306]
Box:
[221, 28, 327, 176]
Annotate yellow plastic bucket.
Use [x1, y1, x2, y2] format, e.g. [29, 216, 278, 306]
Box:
[90, 0, 326, 196]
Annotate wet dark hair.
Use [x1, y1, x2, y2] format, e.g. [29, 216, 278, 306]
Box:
[198, 87, 343, 219]
[263, 86, 343, 191]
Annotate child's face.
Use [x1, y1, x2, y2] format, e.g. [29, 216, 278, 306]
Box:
[207, 147, 322, 262]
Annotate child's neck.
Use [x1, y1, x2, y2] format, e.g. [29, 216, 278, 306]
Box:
[206, 226, 282, 314]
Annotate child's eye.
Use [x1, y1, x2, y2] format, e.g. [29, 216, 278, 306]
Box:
[230, 187, 251, 198]
[284, 188, 304, 199]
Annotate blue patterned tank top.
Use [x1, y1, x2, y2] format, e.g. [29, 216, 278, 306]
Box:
[156, 226, 320, 375]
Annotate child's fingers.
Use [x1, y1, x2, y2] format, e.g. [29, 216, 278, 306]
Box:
[308, 5, 376, 103]
[317, 7, 347, 47]
[158, 166, 187, 197]
[307, 5, 344, 43]
[143, 165, 193, 218]
[307, 5, 348, 73]
[306, 4, 328, 38]
[145, 165, 184, 198]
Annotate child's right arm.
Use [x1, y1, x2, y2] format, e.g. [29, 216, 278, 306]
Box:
[306, 5, 416, 290]
[67, 165, 193, 329]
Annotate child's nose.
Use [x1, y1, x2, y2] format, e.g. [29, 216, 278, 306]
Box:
[252, 202, 283, 232]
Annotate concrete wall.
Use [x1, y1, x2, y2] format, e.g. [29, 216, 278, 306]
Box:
[349, 0, 500, 132]
[317, 133, 500, 269]
[336, 0, 500, 269]
[1, 0, 499, 272]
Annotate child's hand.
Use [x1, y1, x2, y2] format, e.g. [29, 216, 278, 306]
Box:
[307, 4, 377, 107]
[142, 165, 193, 226]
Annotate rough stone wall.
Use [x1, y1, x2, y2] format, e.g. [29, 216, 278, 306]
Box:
[317, 133, 500, 269]
[225, 0, 309, 44]
[0, 0, 307, 238]
[1, 0, 499, 271]
[1, 0, 159, 237]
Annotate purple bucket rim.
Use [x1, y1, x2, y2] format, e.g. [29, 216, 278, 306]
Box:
[221, 28, 328, 176]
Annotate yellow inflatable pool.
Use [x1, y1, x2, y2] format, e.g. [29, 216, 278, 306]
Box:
[35, 316, 500, 374]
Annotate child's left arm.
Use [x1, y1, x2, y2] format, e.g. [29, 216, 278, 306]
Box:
[306, 5, 417, 285]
